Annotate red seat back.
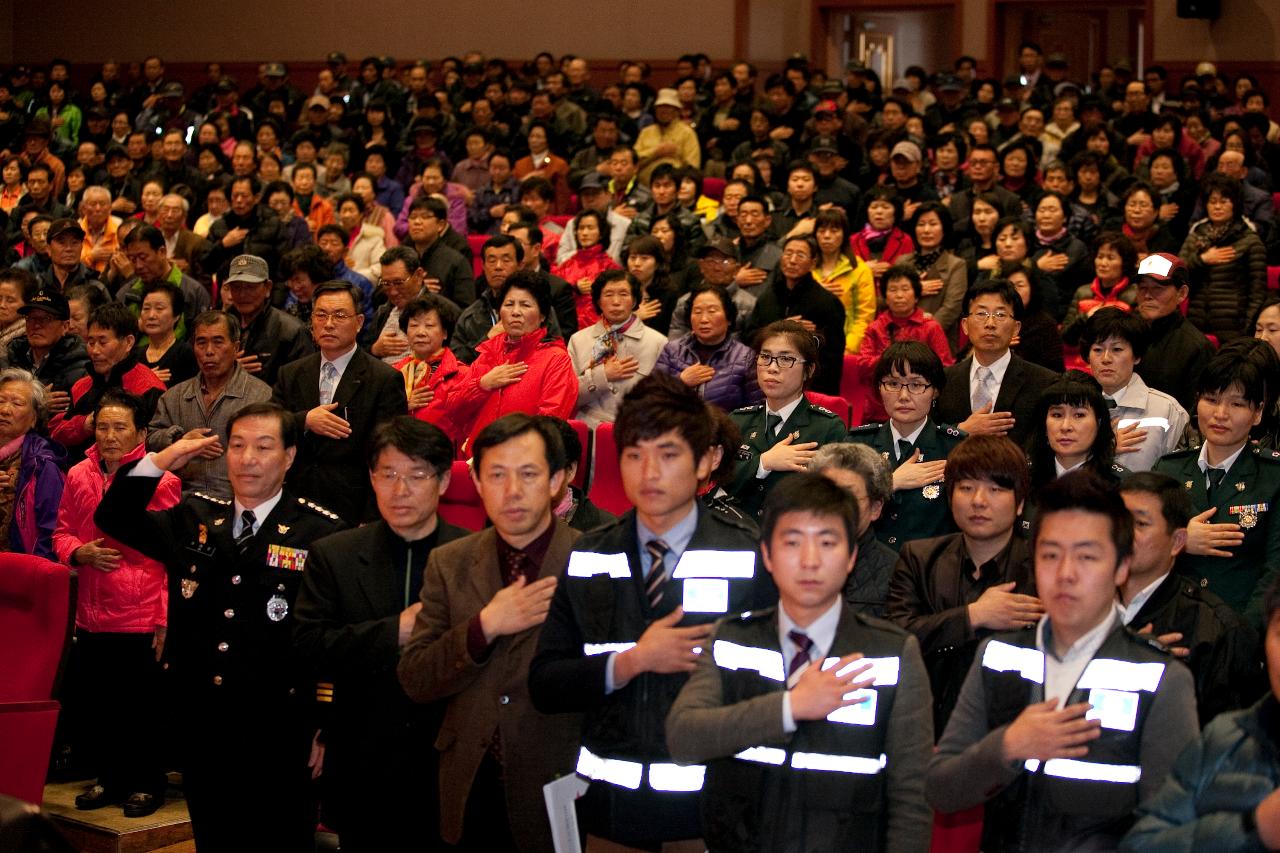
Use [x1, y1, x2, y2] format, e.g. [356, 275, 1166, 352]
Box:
[467, 233, 488, 280]
[587, 422, 633, 515]
[702, 177, 726, 201]
[805, 391, 852, 428]
[568, 420, 591, 490]
[439, 460, 487, 531]
[1268, 266, 1280, 290]
[840, 354, 885, 426]
[0, 555, 69, 702]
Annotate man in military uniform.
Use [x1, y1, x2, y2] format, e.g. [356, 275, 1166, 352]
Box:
[95, 401, 345, 853]
[724, 320, 847, 518]
[1153, 351, 1280, 626]
[530, 374, 777, 851]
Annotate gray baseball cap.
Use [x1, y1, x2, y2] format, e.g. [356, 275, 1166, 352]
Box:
[225, 254, 270, 284]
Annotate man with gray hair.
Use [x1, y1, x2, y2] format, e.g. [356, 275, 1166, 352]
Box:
[78, 185, 121, 274]
[155, 192, 210, 277]
[811, 442, 898, 617]
[147, 310, 272, 499]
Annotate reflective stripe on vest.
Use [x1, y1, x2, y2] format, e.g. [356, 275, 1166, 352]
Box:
[583, 642, 636, 656]
[735, 747, 887, 775]
[576, 747, 705, 791]
[821, 655, 900, 686]
[712, 639, 785, 682]
[566, 551, 631, 578]
[1076, 658, 1166, 693]
[648, 762, 706, 792]
[1024, 758, 1142, 785]
[671, 549, 756, 579]
[982, 640, 1045, 684]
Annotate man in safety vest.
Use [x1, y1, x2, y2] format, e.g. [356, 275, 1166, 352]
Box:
[666, 472, 933, 852]
[925, 470, 1199, 852]
[530, 373, 777, 850]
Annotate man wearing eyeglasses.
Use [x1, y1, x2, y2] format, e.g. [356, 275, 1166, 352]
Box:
[294, 416, 467, 852]
[936, 279, 1059, 447]
[272, 281, 407, 523]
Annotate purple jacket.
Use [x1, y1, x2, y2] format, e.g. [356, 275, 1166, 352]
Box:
[654, 334, 763, 411]
[10, 432, 66, 560]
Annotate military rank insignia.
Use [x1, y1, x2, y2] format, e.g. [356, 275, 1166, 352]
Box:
[266, 544, 308, 571]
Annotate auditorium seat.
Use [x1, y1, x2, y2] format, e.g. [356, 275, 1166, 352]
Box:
[805, 391, 852, 427]
[702, 177, 726, 201]
[840, 355, 884, 426]
[1268, 266, 1279, 290]
[568, 419, 591, 490]
[931, 806, 984, 853]
[0, 555, 70, 804]
[467, 233, 487, 279]
[587, 422, 633, 515]
[438, 460, 487, 531]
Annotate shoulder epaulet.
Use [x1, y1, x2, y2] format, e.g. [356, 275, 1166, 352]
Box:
[297, 496, 342, 521]
[1252, 446, 1280, 462]
[1161, 447, 1199, 458]
[733, 606, 777, 624]
[732, 403, 764, 414]
[848, 423, 880, 434]
[1111, 463, 1128, 474]
[193, 491, 232, 506]
[809, 404, 839, 419]
[702, 498, 760, 535]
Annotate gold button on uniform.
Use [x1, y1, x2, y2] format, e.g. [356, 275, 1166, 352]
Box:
[213, 675, 223, 685]
[218, 642, 229, 652]
[224, 609, 235, 618]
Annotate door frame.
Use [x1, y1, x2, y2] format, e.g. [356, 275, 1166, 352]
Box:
[987, 0, 1154, 79]
[810, 0, 961, 78]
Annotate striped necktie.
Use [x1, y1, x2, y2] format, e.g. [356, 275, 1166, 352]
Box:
[644, 539, 670, 609]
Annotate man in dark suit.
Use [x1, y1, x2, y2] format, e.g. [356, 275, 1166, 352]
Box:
[293, 417, 468, 852]
[397, 414, 582, 852]
[272, 281, 407, 523]
[935, 279, 1059, 448]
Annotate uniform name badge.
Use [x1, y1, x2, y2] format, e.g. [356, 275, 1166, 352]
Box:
[827, 688, 877, 726]
[682, 578, 729, 613]
[266, 595, 289, 622]
[1085, 688, 1140, 732]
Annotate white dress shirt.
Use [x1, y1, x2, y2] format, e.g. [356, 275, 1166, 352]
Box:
[779, 597, 844, 732]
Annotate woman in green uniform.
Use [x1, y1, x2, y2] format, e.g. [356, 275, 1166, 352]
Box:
[848, 340, 965, 549]
[723, 319, 847, 517]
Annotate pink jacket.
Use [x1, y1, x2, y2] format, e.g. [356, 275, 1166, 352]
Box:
[54, 442, 182, 633]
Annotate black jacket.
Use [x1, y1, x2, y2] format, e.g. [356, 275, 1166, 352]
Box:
[1134, 311, 1213, 413]
[935, 354, 1060, 448]
[846, 526, 899, 618]
[745, 275, 846, 395]
[231, 306, 314, 388]
[5, 334, 89, 392]
[205, 205, 290, 281]
[415, 239, 476, 309]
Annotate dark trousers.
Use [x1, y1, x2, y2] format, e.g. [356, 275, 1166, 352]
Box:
[451, 753, 517, 852]
[72, 630, 165, 796]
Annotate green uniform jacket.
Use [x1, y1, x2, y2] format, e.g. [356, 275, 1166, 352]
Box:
[848, 420, 965, 551]
[727, 398, 848, 518]
[1153, 445, 1280, 626]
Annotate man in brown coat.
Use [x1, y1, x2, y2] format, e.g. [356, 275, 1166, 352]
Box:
[397, 413, 582, 852]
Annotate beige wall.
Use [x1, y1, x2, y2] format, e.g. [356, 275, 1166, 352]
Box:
[11, 0, 738, 64]
[1153, 0, 1279, 62]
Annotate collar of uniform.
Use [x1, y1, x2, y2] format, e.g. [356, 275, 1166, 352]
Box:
[778, 596, 843, 662]
[234, 489, 284, 536]
[636, 502, 700, 575]
[1053, 457, 1087, 478]
[1197, 441, 1247, 477]
[765, 396, 804, 433]
[1037, 602, 1122, 664]
[1108, 372, 1149, 412]
[970, 348, 1012, 386]
[890, 419, 927, 451]
[1121, 571, 1171, 625]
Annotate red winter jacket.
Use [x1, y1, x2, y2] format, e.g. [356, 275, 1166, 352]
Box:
[552, 243, 620, 330]
[854, 308, 955, 369]
[49, 358, 166, 449]
[54, 442, 181, 633]
[849, 228, 915, 270]
[394, 347, 471, 445]
[451, 329, 578, 456]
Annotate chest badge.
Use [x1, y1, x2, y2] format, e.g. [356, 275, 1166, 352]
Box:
[212, 517, 225, 526]
[197, 524, 208, 545]
[266, 595, 289, 622]
[1184, 481, 1193, 490]
[277, 523, 290, 534]
[1240, 509, 1258, 529]
[181, 578, 198, 599]
[1236, 482, 1247, 492]
[922, 484, 941, 500]
[267, 544, 308, 571]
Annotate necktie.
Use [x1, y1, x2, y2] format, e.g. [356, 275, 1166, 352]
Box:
[765, 412, 783, 438]
[897, 438, 914, 462]
[788, 630, 814, 678]
[971, 366, 994, 412]
[1105, 397, 1118, 410]
[235, 509, 257, 548]
[319, 362, 338, 405]
[1206, 467, 1226, 502]
[645, 539, 670, 609]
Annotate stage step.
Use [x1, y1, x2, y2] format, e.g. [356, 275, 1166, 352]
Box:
[41, 780, 193, 853]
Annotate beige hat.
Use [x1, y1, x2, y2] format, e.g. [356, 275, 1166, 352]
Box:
[1194, 61, 1218, 78]
[653, 88, 681, 110]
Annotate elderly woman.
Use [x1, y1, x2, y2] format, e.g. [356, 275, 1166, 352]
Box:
[135, 282, 196, 387]
[0, 368, 65, 559]
[654, 284, 762, 411]
[568, 269, 667, 428]
[901, 202, 967, 347]
[450, 269, 578, 456]
[1031, 190, 1093, 321]
[1181, 173, 1268, 344]
[392, 294, 469, 444]
[55, 390, 181, 818]
[0, 268, 30, 354]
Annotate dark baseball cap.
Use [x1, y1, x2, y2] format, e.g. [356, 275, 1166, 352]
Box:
[578, 172, 607, 192]
[807, 135, 840, 155]
[1136, 253, 1189, 288]
[20, 289, 70, 320]
[326, 52, 347, 65]
[159, 81, 184, 98]
[264, 62, 287, 78]
[47, 218, 85, 243]
[936, 74, 965, 93]
[696, 237, 740, 260]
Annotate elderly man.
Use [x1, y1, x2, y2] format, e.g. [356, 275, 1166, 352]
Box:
[148, 310, 272, 499]
[368, 246, 426, 363]
[1190, 150, 1274, 239]
[555, 172, 629, 265]
[155, 193, 209, 276]
[6, 288, 89, 404]
[205, 176, 290, 283]
[223, 254, 313, 387]
[143, 129, 201, 191]
[118, 225, 211, 340]
[667, 237, 757, 338]
[42, 218, 110, 297]
[635, 88, 701, 183]
[79, 186, 122, 274]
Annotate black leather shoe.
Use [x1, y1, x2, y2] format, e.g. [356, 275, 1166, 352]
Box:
[122, 792, 162, 818]
[74, 785, 123, 810]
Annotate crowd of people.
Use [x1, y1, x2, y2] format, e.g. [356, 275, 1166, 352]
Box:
[0, 43, 1279, 852]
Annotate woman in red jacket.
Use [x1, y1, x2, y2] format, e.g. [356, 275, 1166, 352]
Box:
[552, 209, 620, 330]
[451, 270, 578, 456]
[392, 294, 470, 447]
[855, 262, 954, 370]
[54, 390, 181, 817]
[850, 186, 915, 284]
